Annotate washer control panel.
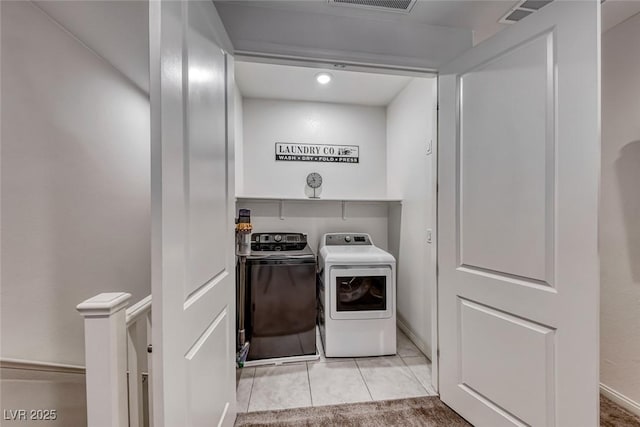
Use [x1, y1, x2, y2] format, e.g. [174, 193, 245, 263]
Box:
[325, 233, 372, 246]
[251, 233, 307, 251]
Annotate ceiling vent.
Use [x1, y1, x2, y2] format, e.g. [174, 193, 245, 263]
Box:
[328, 0, 417, 14]
[499, 0, 553, 24]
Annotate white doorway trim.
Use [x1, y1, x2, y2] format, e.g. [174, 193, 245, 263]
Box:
[234, 51, 437, 77]
[431, 76, 439, 392]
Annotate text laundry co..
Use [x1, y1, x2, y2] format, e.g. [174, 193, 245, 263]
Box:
[275, 143, 359, 163]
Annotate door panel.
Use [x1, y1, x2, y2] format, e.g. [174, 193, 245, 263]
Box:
[150, 1, 236, 426]
[459, 298, 555, 427]
[186, 308, 231, 427]
[438, 2, 600, 426]
[460, 31, 553, 284]
[186, 0, 229, 293]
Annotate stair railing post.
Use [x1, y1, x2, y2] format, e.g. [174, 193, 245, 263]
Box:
[77, 292, 131, 427]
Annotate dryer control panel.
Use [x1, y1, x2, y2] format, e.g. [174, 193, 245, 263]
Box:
[325, 233, 372, 246]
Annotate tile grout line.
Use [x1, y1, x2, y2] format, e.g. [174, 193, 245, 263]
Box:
[305, 362, 314, 407]
[398, 330, 434, 394]
[393, 354, 427, 395]
[354, 358, 375, 402]
[397, 353, 432, 396]
[398, 354, 423, 382]
[245, 367, 257, 413]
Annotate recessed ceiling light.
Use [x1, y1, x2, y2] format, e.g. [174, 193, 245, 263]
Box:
[316, 72, 332, 85]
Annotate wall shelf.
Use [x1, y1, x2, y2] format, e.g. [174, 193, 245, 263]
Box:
[235, 196, 402, 203]
[235, 196, 402, 220]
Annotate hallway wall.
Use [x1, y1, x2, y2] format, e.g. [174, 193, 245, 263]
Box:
[1, 1, 150, 367]
[600, 11, 640, 411]
[1, 368, 87, 426]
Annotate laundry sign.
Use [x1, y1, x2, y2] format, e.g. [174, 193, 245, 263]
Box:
[275, 143, 359, 163]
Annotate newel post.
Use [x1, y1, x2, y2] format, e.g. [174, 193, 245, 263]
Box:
[77, 292, 131, 427]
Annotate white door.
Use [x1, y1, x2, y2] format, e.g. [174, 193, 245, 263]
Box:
[438, 2, 600, 426]
[150, 1, 236, 426]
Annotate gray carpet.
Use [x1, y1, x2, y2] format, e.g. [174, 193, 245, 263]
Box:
[235, 396, 470, 427]
[236, 395, 640, 426]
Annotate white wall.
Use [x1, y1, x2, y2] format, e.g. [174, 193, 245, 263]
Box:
[234, 84, 244, 195]
[241, 98, 387, 199]
[1, 368, 87, 427]
[386, 78, 437, 356]
[600, 12, 640, 409]
[1, 1, 150, 366]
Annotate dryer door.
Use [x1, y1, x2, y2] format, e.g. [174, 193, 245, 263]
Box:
[329, 267, 393, 320]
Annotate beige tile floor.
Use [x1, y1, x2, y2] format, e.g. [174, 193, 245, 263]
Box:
[236, 328, 437, 413]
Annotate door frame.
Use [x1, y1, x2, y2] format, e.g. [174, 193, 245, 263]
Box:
[233, 52, 441, 392]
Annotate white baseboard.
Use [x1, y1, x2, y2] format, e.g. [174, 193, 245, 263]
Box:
[2, 359, 88, 425]
[601, 382, 640, 418]
[396, 316, 432, 360]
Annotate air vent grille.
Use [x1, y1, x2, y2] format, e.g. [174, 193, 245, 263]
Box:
[504, 9, 533, 22]
[520, 0, 553, 10]
[329, 0, 416, 13]
[500, 0, 553, 23]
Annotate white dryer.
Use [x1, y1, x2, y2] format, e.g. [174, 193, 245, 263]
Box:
[318, 233, 396, 357]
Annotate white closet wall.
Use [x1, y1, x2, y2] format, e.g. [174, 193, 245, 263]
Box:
[234, 83, 245, 195]
[241, 98, 387, 199]
[386, 78, 437, 355]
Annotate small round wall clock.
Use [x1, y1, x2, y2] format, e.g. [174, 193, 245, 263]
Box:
[306, 172, 323, 199]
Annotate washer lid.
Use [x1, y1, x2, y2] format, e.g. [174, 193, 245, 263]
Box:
[321, 245, 395, 264]
[247, 244, 316, 263]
